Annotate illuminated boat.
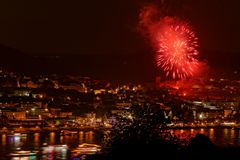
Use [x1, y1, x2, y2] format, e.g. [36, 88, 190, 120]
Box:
[8, 150, 38, 157]
[60, 130, 78, 136]
[42, 144, 68, 153]
[41, 144, 68, 158]
[7, 133, 27, 137]
[71, 143, 101, 155]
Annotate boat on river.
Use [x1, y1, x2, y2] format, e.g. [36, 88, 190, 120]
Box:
[60, 130, 78, 136]
[71, 143, 101, 156]
[8, 150, 38, 157]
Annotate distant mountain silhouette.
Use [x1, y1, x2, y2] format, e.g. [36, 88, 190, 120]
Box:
[0, 45, 156, 82]
[0, 44, 33, 73]
[0, 44, 239, 82]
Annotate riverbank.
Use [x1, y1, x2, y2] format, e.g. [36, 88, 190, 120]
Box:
[0, 124, 239, 134]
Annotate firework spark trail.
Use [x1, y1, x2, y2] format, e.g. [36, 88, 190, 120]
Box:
[138, 5, 201, 79]
[155, 18, 199, 79]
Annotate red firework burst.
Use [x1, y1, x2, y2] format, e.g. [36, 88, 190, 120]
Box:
[154, 18, 199, 79]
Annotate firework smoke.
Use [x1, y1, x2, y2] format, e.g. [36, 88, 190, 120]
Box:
[138, 4, 204, 79]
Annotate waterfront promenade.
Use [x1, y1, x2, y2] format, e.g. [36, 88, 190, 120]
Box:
[0, 123, 240, 134]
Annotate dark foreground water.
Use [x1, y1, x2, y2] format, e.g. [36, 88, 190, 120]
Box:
[0, 128, 240, 160]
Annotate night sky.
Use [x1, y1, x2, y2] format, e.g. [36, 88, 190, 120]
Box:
[0, 0, 239, 56]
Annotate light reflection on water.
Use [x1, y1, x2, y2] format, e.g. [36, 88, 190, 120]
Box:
[49, 132, 55, 145]
[34, 133, 40, 148]
[209, 128, 214, 140]
[170, 128, 240, 147]
[2, 134, 6, 147]
[0, 128, 239, 159]
[0, 131, 99, 160]
[79, 131, 84, 144]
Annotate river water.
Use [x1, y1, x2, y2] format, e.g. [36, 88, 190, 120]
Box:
[0, 128, 240, 159]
